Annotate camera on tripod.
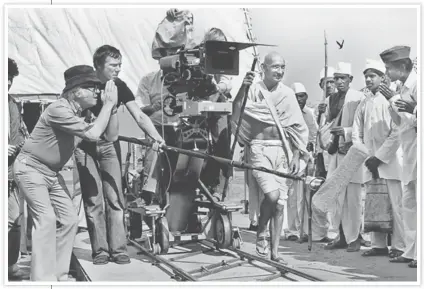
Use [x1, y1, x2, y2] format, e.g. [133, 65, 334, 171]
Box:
[159, 40, 241, 99]
[159, 40, 273, 117]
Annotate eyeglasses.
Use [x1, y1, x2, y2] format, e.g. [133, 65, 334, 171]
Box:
[266, 64, 286, 71]
[82, 86, 100, 94]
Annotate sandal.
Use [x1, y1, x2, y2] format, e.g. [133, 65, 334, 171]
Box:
[361, 247, 388, 257]
[287, 235, 299, 241]
[110, 254, 131, 265]
[389, 256, 412, 263]
[256, 237, 270, 257]
[271, 256, 288, 265]
[324, 239, 348, 250]
[388, 249, 404, 259]
[408, 260, 417, 268]
[319, 237, 333, 243]
[93, 254, 109, 265]
[297, 235, 308, 243]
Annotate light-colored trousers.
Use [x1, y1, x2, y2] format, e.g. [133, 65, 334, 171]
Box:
[401, 180, 416, 260]
[13, 155, 78, 281]
[72, 163, 87, 229]
[370, 179, 405, 251]
[287, 179, 308, 238]
[330, 182, 362, 244]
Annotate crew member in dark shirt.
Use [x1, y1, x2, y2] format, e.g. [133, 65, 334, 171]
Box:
[74, 45, 164, 265]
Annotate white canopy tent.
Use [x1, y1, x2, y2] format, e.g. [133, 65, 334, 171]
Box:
[8, 7, 257, 162]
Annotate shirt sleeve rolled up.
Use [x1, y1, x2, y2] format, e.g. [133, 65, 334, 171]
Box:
[47, 104, 97, 142]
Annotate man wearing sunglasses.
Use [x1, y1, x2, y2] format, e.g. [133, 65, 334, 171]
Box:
[13, 65, 118, 281]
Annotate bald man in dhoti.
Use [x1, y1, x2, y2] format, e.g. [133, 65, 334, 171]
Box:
[352, 59, 405, 258]
[232, 52, 309, 263]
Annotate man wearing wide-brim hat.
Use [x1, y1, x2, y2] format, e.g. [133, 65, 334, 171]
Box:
[378, 45, 417, 268]
[13, 65, 119, 281]
[352, 59, 405, 260]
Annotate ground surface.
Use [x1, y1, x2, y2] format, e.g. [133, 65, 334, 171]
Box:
[12, 170, 417, 283]
[227, 170, 417, 282]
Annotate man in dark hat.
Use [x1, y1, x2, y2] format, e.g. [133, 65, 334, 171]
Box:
[378, 45, 417, 268]
[13, 65, 118, 281]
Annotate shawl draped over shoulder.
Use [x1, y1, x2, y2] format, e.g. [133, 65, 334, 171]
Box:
[231, 80, 309, 162]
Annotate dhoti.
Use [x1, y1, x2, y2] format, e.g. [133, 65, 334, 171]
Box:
[249, 140, 292, 200]
[244, 146, 264, 226]
[312, 143, 368, 243]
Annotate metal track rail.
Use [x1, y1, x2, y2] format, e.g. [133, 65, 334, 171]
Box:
[128, 239, 197, 281]
[200, 240, 323, 282]
[129, 237, 323, 282]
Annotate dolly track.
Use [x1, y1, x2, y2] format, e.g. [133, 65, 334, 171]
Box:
[127, 238, 323, 282]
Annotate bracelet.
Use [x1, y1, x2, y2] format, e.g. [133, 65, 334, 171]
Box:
[111, 107, 118, 115]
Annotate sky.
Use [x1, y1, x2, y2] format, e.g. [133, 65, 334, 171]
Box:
[250, 7, 418, 107]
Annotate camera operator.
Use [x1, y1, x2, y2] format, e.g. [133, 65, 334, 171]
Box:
[8, 58, 30, 281]
[74, 45, 164, 266]
[13, 65, 117, 281]
[136, 9, 194, 205]
[198, 27, 234, 200]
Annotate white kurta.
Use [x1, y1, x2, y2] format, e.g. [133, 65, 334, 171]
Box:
[314, 98, 330, 171]
[286, 107, 317, 238]
[326, 88, 365, 243]
[352, 91, 404, 251]
[352, 91, 402, 183]
[303, 107, 318, 144]
[387, 70, 417, 260]
[387, 70, 417, 184]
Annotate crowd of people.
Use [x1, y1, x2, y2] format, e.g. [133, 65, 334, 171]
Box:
[241, 47, 417, 268]
[7, 8, 417, 282]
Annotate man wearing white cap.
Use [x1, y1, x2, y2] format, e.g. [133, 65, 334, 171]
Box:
[352, 59, 404, 259]
[323, 62, 365, 252]
[316, 66, 337, 122]
[314, 66, 336, 178]
[379, 46, 417, 268]
[285, 82, 318, 241]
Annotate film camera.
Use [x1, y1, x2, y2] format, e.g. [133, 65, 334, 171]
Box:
[159, 40, 273, 116]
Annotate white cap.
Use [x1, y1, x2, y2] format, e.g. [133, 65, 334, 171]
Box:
[320, 66, 335, 80]
[291, 82, 307, 94]
[334, 62, 352, 76]
[363, 59, 386, 75]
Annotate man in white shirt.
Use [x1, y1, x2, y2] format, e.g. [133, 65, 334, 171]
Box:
[286, 82, 319, 241]
[378, 46, 417, 268]
[352, 59, 405, 259]
[322, 62, 365, 252]
[314, 66, 337, 178]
